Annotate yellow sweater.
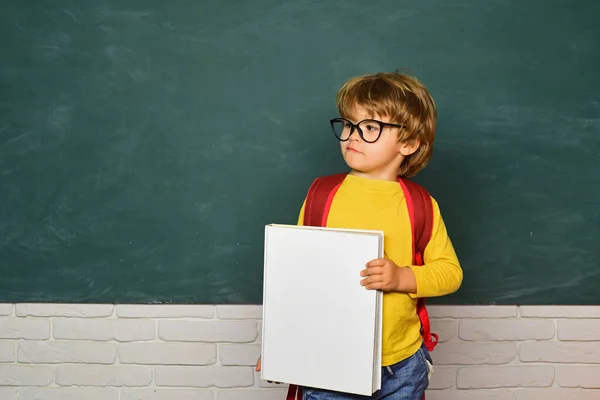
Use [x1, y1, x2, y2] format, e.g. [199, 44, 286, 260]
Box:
[297, 174, 463, 366]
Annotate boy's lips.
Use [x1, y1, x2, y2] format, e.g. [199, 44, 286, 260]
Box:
[347, 146, 361, 153]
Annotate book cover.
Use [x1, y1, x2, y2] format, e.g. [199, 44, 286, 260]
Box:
[261, 224, 383, 396]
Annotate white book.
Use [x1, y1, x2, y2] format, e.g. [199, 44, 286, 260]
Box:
[261, 224, 383, 396]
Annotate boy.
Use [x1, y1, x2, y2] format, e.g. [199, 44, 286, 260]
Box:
[257, 71, 463, 399]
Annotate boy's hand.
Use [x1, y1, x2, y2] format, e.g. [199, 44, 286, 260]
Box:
[360, 258, 417, 293]
[255, 356, 261, 372]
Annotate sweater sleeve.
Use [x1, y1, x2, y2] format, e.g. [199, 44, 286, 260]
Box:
[407, 198, 463, 298]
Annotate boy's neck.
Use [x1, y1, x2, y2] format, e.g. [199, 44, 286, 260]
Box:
[348, 169, 399, 182]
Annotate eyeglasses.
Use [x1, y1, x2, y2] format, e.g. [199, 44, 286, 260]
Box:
[329, 118, 405, 143]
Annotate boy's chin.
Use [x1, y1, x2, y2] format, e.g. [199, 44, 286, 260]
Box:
[344, 161, 363, 172]
[342, 155, 364, 170]
[344, 158, 371, 172]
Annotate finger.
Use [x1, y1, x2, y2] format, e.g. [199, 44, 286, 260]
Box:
[366, 258, 387, 268]
[366, 279, 396, 291]
[364, 281, 384, 290]
[361, 275, 383, 286]
[255, 356, 261, 372]
[361, 266, 384, 277]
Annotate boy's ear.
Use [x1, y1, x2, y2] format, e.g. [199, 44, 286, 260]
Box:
[399, 138, 420, 156]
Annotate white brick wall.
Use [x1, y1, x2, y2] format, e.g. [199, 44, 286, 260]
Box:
[0, 304, 598, 399]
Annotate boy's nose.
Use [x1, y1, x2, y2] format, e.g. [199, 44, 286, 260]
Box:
[350, 128, 362, 142]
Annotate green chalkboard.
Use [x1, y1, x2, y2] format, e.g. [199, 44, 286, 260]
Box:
[1, 0, 598, 304]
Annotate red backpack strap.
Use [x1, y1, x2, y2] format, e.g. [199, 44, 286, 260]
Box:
[303, 173, 347, 227]
[286, 384, 301, 400]
[398, 177, 438, 352]
[398, 178, 434, 265]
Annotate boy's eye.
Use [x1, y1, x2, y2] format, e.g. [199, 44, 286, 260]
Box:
[343, 122, 352, 129]
[364, 123, 379, 132]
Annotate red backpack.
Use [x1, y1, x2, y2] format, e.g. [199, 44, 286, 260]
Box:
[286, 173, 438, 400]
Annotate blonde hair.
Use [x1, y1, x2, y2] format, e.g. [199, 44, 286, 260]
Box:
[336, 70, 437, 177]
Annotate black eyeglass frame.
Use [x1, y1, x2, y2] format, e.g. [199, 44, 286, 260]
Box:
[329, 117, 406, 143]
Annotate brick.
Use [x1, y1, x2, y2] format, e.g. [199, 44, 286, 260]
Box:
[18, 340, 117, 364]
[155, 366, 254, 388]
[0, 388, 18, 400]
[119, 343, 216, 365]
[16, 304, 113, 317]
[457, 366, 554, 389]
[220, 344, 261, 366]
[433, 342, 517, 365]
[0, 318, 50, 340]
[428, 366, 456, 390]
[0, 341, 14, 362]
[430, 319, 457, 343]
[558, 319, 600, 341]
[158, 320, 257, 343]
[121, 389, 214, 400]
[556, 366, 600, 388]
[426, 389, 516, 400]
[520, 342, 600, 364]
[0, 365, 54, 386]
[217, 389, 288, 400]
[516, 388, 600, 400]
[0, 387, 19, 400]
[0, 304, 13, 316]
[428, 306, 517, 319]
[520, 306, 600, 318]
[20, 387, 119, 400]
[56, 365, 152, 387]
[117, 305, 214, 318]
[216, 305, 262, 319]
[459, 319, 555, 341]
[53, 318, 154, 342]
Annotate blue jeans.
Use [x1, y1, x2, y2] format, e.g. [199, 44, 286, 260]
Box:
[302, 342, 432, 400]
